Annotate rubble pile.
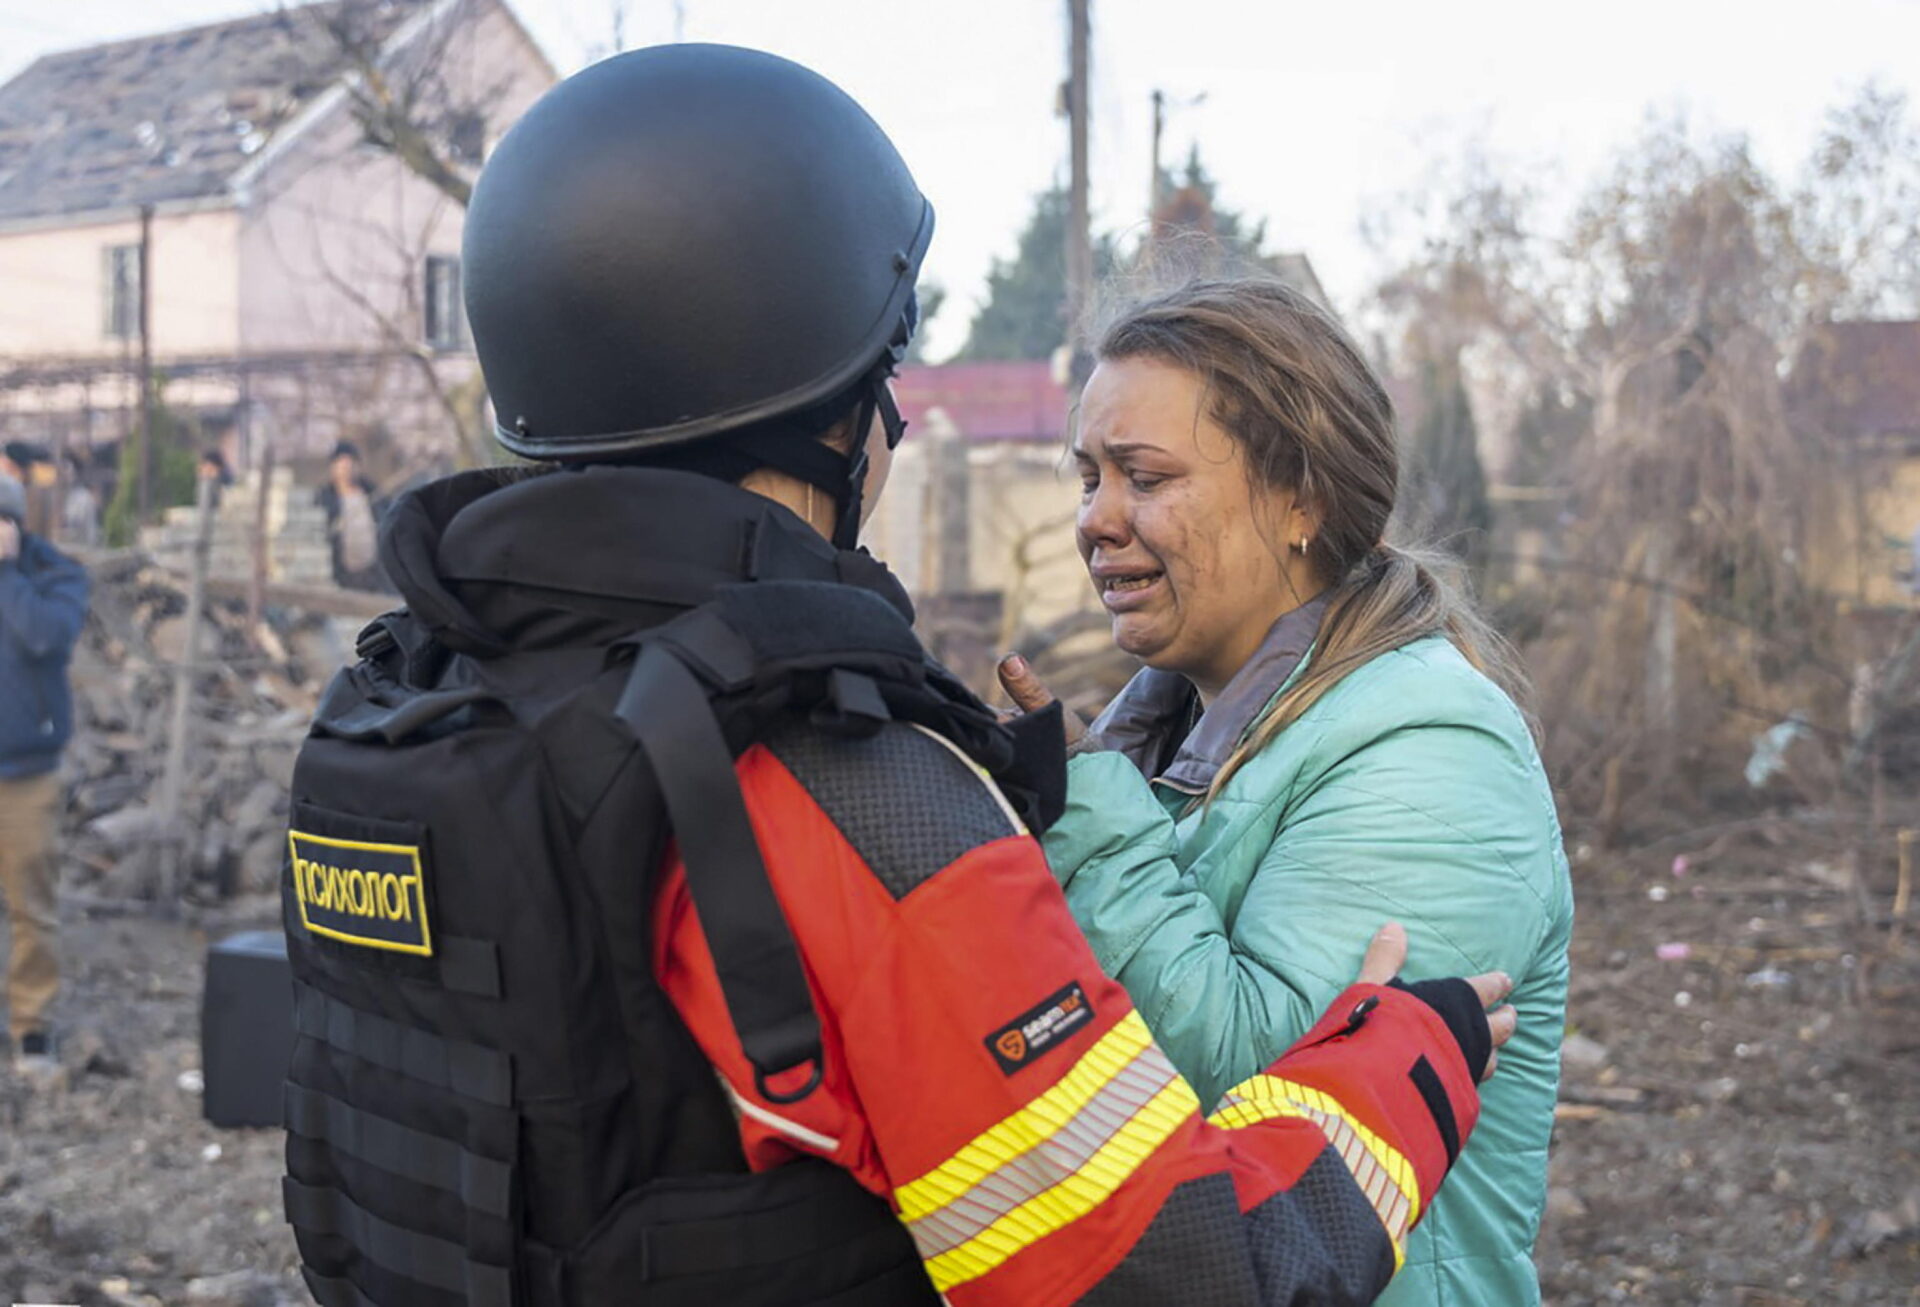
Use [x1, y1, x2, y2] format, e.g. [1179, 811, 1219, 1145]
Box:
[58, 549, 389, 905]
[137, 464, 335, 590]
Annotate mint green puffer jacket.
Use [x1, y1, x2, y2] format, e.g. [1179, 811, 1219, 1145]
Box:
[1042, 634, 1572, 1306]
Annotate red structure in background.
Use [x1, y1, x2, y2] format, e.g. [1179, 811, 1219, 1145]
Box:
[892, 361, 1070, 444]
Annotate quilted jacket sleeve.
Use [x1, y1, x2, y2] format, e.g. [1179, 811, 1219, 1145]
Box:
[1041, 668, 1562, 1111]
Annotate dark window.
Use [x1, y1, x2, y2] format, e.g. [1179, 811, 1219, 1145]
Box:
[424, 255, 464, 350]
[446, 111, 488, 166]
[104, 244, 141, 339]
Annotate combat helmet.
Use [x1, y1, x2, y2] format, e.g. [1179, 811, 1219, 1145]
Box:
[463, 43, 932, 548]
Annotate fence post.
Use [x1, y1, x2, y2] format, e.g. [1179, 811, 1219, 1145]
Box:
[157, 472, 217, 906]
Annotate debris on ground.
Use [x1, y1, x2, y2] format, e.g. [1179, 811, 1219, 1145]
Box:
[6, 551, 1919, 1304]
[57, 549, 389, 906]
[1535, 827, 1920, 1304]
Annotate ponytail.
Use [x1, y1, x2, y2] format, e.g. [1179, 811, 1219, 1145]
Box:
[1209, 542, 1530, 801]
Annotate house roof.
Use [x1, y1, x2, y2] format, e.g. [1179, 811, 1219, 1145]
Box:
[1786, 321, 1920, 444]
[1270, 252, 1329, 310]
[0, 1, 418, 224]
[894, 360, 1071, 444]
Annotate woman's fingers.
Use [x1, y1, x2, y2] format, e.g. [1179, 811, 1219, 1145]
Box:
[1354, 928, 1515, 1083]
[997, 654, 1088, 744]
[1355, 922, 1408, 985]
[1467, 969, 1514, 1010]
[997, 653, 1058, 712]
[1478, 1000, 1518, 1083]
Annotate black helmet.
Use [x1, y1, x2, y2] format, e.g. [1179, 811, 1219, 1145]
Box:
[464, 44, 931, 544]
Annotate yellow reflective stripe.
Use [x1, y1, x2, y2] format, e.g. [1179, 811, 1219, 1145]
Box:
[894, 1010, 1155, 1221]
[1210, 1073, 1421, 1266]
[903, 1043, 1182, 1260]
[919, 1076, 1198, 1292]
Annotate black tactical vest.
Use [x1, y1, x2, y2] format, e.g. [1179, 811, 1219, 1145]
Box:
[280, 468, 1062, 1307]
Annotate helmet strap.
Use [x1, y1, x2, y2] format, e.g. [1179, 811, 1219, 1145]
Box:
[831, 382, 883, 551]
[716, 412, 867, 550]
[639, 299, 914, 551]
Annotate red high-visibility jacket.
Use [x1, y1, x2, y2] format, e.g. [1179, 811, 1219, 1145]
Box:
[655, 720, 1481, 1306]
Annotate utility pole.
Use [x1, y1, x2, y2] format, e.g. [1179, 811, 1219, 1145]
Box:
[1148, 88, 1206, 226]
[158, 468, 216, 908]
[1064, 0, 1093, 389]
[246, 374, 275, 630]
[1150, 88, 1165, 218]
[136, 203, 155, 518]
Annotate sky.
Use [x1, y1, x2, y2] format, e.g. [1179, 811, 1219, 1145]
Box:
[4, 0, 1920, 359]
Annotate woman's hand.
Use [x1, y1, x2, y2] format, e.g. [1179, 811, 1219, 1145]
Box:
[997, 653, 1091, 748]
[1357, 922, 1517, 1084]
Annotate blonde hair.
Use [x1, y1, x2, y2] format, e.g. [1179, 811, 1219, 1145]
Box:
[1094, 277, 1530, 799]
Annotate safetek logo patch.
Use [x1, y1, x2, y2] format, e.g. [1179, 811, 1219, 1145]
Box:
[986, 981, 1094, 1074]
[290, 829, 434, 957]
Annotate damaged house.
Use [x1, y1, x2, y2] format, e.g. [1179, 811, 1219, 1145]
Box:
[0, 0, 554, 547]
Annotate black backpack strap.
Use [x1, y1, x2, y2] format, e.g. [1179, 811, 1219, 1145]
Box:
[285, 1176, 513, 1307]
[614, 639, 825, 1104]
[607, 578, 1063, 1107]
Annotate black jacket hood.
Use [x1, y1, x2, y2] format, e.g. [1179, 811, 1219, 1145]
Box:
[377, 465, 914, 657]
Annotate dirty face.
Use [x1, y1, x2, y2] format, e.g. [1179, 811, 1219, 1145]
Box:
[1074, 356, 1319, 698]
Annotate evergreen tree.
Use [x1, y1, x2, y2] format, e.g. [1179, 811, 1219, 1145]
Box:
[1152, 145, 1269, 260]
[903, 282, 946, 365]
[958, 184, 1115, 362]
[958, 151, 1279, 363]
[1401, 354, 1491, 566]
[103, 387, 200, 547]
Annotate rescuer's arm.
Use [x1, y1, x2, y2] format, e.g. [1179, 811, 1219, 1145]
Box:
[655, 728, 1503, 1307]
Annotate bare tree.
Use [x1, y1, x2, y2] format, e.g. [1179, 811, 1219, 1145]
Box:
[249, 0, 549, 473]
[1794, 83, 1920, 323]
[281, 0, 520, 209]
[1369, 90, 1920, 831]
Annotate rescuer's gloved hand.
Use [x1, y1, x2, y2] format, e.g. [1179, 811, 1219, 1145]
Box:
[1358, 922, 1516, 1083]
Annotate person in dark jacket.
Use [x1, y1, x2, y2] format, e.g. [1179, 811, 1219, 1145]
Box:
[314, 441, 388, 592]
[0, 472, 90, 1075]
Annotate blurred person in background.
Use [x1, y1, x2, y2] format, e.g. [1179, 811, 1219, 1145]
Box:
[0, 471, 90, 1077]
[198, 447, 234, 511]
[1002, 276, 1573, 1306]
[314, 439, 387, 591]
[3, 441, 54, 537]
[62, 453, 100, 548]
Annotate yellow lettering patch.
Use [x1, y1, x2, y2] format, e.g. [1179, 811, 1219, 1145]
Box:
[289, 830, 434, 956]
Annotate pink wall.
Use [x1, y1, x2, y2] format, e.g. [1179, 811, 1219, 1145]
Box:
[234, 0, 554, 357]
[0, 206, 241, 359]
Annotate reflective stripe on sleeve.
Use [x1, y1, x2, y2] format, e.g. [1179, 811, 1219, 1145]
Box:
[1209, 1073, 1420, 1264]
[894, 1011, 1198, 1292]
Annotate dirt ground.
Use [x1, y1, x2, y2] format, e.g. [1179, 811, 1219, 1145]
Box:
[1534, 834, 1920, 1305]
[3, 838, 1918, 1306]
[1, 899, 303, 1307]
